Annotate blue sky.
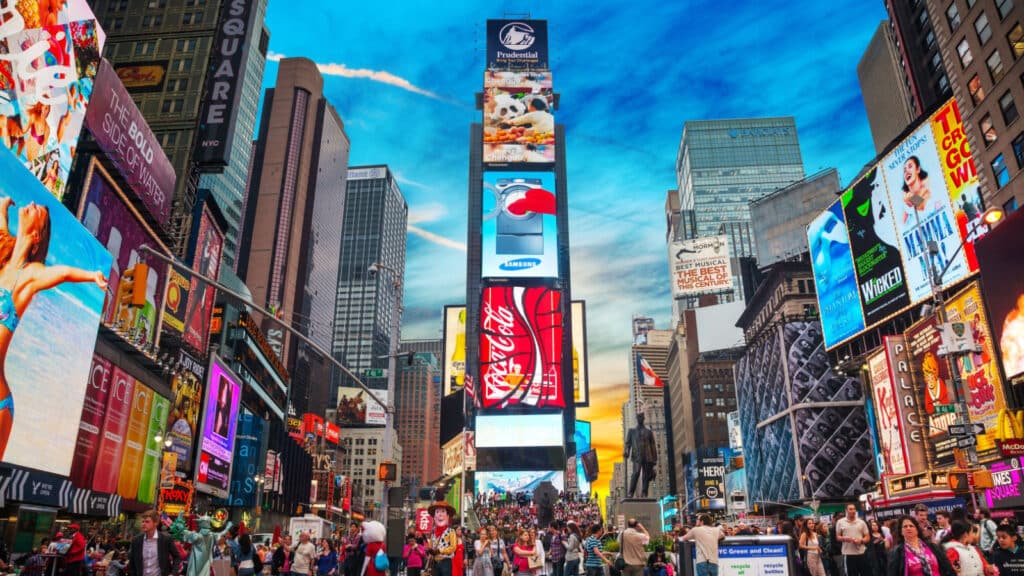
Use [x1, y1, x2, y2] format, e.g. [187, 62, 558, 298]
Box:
[263, 0, 889, 495]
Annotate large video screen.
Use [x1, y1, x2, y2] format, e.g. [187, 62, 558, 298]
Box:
[335, 386, 386, 426]
[485, 20, 549, 71]
[476, 414, 564, 447]
[483, 71, 554, 164]
[480, 286, 564, 408]
[482, 172, 558, 279]
[443, 305, 466, 396]
[0, 146, 111, 476]
[195, 355, 242, 498]
[975, 208, 1024, 382]
[475, 470, 563, 495]
[808, 199, 866, 348]
[574, 420, 591, 495]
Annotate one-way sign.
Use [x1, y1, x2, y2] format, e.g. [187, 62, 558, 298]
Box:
[948, 424, 985, 436]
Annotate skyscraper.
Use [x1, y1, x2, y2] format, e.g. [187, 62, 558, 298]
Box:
[396, 352, 442, 490]
[626, 327, 673, 500]
[885, 0, 952, 117]
[93, 0, 268, 255]
[239, 57, 351, 413]
[332, 166, 408, 402]
[675, 118, 805, 257]
[858, 21, 918, 153]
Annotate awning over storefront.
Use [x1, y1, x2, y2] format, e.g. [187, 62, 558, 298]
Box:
[68, 488, 122, 517]
[0, 464, 123, 516]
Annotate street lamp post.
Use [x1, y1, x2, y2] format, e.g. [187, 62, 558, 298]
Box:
[369, 262, 402, 524]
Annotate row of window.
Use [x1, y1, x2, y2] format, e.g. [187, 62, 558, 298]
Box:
[702, 397, 735, 407]
[702, 411, 730, 420]
[947, 0, 1013, 36]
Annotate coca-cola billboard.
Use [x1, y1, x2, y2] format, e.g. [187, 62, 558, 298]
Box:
[480, 286, 564, 408]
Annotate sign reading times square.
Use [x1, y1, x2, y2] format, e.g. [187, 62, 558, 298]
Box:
[487, 20, 549, 70]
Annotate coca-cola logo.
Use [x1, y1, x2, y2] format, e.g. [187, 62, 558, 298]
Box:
[480, 287, 564, 408]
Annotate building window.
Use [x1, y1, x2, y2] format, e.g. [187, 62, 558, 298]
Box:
[1004, 197, 1019, 212]
[167, 78, 188, 92]
[134, 41, 156, 57]
[173, 58, 192, 72]
[993, 154, 1011, 187]
[182, 11, 203, 25]
[160, 98, 183, 114]
[969, 74, 986, 104]
[939, 74, 951, 94]
[185, 0, 207, 5]
[176, 39, 197, 52]
[997, 0, 1014, 19]
[919, 9, 931, 29]
[110, 0, 129, 10]
[159, 132, 178, 148]
[109, 17, 124, 31]
[925, 30, 937, 48]
[988, 50, 1007, 82]
[977, 12, 993, 45]
[930, 51, 944, 73]
[147, 0, 167, 6]
[1013, 132, 1024, 166]
[1009, 24, 1024, 58]
[947, 3, 962, 30]
[958, 37, 974, 67]
[1001, 90, 1019, 124]
[142, 15, 162, 27]
[982, 114, 999, 145]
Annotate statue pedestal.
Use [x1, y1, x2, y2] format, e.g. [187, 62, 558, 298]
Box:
[618, 498, 663, 537]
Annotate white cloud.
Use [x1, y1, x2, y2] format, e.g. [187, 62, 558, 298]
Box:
[268, 51, 447, 102]
[407, 202, 448, 225]
[407, 225, 466, 252]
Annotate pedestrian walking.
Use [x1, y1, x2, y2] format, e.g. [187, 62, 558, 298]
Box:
[128, 510, 181, 576]
[941, 521, 991, 576]
[885, 515, 955, 576]
[835, 505, 870, 576]
[800, 519, 826, 576]
[582, 525, 612, 576]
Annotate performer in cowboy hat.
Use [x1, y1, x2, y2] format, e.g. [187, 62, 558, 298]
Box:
[427, 501, 458, 576]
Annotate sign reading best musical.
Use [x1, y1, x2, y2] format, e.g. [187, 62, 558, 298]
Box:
[669, 235, 733, 298]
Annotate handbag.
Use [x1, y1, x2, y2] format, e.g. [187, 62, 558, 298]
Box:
[374, 551, 390, 572]
[528, 556, 544, 570]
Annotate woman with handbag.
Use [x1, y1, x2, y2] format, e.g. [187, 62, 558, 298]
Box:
[942, 521, 996, 576]
[487, 526, 510, 576]
[474, 529, 495, 576]
[512, 531, 539, 576]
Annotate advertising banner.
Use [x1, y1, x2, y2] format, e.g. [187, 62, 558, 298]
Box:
[216, 411, 264, 508]
[166, 350, 205, 474]
[114, 61, 168, 93]
[116, 384, 153, 500]
[808, 199, 866, 349]
[195, 0, 258, 169]
[162, 269, 191, 333]
[137, 391, 169, 503]
[91, 367, 134, 494]
[841, 167, 911, 326]
[480, 286, 564, 408]
[906, 318, 957, 467]
[182, 203, 223, 353]
[931, 100, 987, 271]
[486, 19, 549, 71]
[85, 60, 175, 226]
[881, 122, 970, 303]
[195, 355, 242, 499]
[574, 420, 591, 495]
[868, 349, 908, 476]
[443, 433, 464, 478]
[80, 160, 169, 351]
[0, 1, 103, 199]
[443, 305, 466, 396]
[883, 336, 929, 474]
[483, 71, 554, 164]
[983, 456, 1024, 509]
[0, 146, 111, 476]
[335, 387, 386, 426]
[70, 354, 113, 488]
[416, 508, 432, 532]
[695, 448, 727, 508]
[668, 235, 733, 298]
[482, 172, 558, 278]
[974, 209, 1024, 382]
[944, 283, 1008, 457]
[475, 470, 563, 495]
[571, 301, 589, 406]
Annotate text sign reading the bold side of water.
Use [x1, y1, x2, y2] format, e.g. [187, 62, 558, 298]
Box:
[719, 546, 789, 576]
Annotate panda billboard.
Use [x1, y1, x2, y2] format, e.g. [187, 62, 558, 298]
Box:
[483, 71, 555, 164]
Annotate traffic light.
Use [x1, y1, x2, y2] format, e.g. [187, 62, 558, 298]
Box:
[378, 461, 397, 482]
[120, 264, 149, 308]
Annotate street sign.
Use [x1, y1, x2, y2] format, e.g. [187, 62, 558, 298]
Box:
[364, 368, 387, 378]
[956, 436, 977, 448]
[948, 423, 985, 436]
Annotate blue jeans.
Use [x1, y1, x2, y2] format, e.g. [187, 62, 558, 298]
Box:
[695, 563, 718, 576]
[565, 561, 580, 576]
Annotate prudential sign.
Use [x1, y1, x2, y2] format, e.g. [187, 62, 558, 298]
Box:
[486, 19, 549, 70]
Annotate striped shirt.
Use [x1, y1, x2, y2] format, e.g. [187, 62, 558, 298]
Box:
[583, 537, 604, 568]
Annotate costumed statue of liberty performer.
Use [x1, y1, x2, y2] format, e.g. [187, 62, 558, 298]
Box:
[170, 513, 234, 576]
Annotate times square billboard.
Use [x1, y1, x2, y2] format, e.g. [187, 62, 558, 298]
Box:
[486, 20, 549, 71]
[809, 99, 985, 350]
[479, 286, 564, 408]
[483, 71, 555, 164]
[482, 172, 558, 278]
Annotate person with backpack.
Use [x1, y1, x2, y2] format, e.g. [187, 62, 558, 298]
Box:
[976, 509, 999, 558]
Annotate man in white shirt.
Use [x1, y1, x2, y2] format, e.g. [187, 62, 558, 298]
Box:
[835, 504, 869, 576]
[681, 515, 724, 576]
[619, 519, 650, 576]
[292, 532, 318, 576]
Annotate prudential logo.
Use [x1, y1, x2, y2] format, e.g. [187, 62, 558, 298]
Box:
[499, 22, 536, 51]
